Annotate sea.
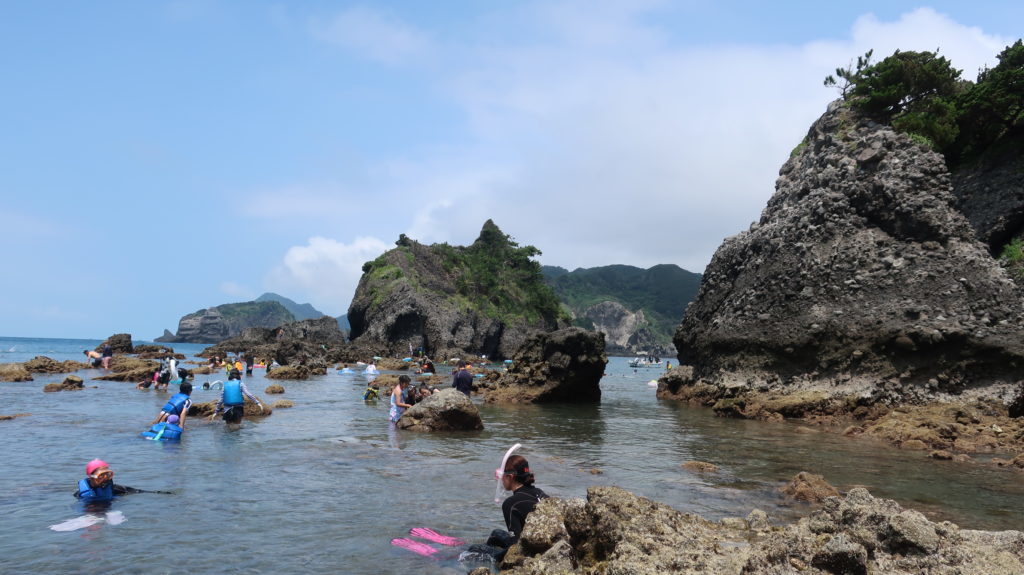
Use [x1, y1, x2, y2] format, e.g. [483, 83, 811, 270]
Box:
[1, 336, 1022, 574]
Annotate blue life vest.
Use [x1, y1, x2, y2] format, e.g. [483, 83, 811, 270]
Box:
[162, 393, 189, 415]
[223, 380, 244, 406]
[141, 422, 183, 441]
[76, 477, 113, 503]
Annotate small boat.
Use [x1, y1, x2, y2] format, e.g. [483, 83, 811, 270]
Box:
[628, 357, 663, 368]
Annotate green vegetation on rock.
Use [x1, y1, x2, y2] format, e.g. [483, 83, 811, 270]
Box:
[824, 39, 1024, 166]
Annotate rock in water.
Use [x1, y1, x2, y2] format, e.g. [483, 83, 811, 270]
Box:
[486, 327, 606, 403]
[672, 100, 1024, 402]
[396, 388, 483, 431]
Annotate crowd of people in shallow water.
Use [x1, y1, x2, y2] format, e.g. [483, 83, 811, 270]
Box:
[71, 345, 540, 566]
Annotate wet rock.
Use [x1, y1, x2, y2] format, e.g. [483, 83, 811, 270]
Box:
[781, 471, 840, 503]
[0, 413, 31, 421]
[265, 366, 311, 380]
[272, 400, 294, 409]
[264, 384, 285, 394]
[486, 328, 606, 404]
[189, 396, 272, 419]
[0, 363, 33, 382]
[23, 356, 83, 374]
[92, 357, 160, 382]
[43, 375, 84, 392]
[396, 388, 483, 432]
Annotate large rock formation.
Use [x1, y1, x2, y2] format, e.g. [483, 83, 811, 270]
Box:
[157, 301, 295, 343]
[578, 301, 659, 355]
[200, 316, 347, 368]
[347, 220, 566, 360]
[950, 136, 1024, 252]
[499, 486, 1024, 575]
[485, 327, 606, 403]
[669, 101, 1024, 406]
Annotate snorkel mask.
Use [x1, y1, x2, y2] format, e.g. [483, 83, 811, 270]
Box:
[494, 443, 521, 503]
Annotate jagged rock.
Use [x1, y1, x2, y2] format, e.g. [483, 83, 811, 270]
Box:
[43, 375, 84, 392]
[670, 101, 1024, 408]
[92, 357, 159, 382]
[486, 328, 607, 404]
[347, 220, 566, 360]
[499, 486, 1024, 575]
[133, 344, 177, 359]
[950, 135, 1024, 252]
[22, 356, 83, 374]
[396, 388, 483, 432]
[264, 384, 285, 394]
[189, 396, 272, 419]
[272, 399, 294, 409]
[265, 366, 310, 380]
[202, 316, 347, 368]
[781, 471, 840, 503]
[0, 364, 32, 382]
[99, 334, 133, 354]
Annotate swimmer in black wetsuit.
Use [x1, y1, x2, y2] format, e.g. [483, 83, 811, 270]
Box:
[465, 454, 549, 562]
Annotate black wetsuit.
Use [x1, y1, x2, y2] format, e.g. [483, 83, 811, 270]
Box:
[502, 485, 549, 540]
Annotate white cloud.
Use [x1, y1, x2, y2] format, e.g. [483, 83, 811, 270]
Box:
[267, 235, 392, 315]
[311, 5, 432, 65]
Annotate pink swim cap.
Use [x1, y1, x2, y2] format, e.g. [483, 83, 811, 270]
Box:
[86, 459, 109, 475]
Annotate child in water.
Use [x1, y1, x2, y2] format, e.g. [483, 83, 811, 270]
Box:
[140, 414, 183, 441]
[363, 381, 380, 401]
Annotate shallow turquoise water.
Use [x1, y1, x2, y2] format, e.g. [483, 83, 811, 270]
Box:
[1, 337, 1022, 574]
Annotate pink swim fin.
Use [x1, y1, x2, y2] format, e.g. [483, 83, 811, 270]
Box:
[409, 527, 464, 546]
[391, 537, 439, 557]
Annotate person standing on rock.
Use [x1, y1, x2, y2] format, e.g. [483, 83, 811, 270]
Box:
[389, 375, 413, 423]
[452, 360, 473, 397]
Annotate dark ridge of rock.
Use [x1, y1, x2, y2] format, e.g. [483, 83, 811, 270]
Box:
[485, 327, 606, 404]
[200, 316, 347, 369]
[671, 101, 1024, 406]
[157, 301, 296, 344]
[950, 132, 1024, 253]
[396, 388, 483, 431]
[347, 220, 567, 361]
[98, 334, 133, 354]
[498, 486, 1024, 575]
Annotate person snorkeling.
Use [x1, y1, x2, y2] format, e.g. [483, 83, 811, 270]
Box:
[74, 459, 142, 505]
[466, 453, 550, 562]
[140, 414, 183, 441]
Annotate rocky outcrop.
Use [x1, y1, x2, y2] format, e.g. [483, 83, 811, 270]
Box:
[347, 220, 566, 360]
[92, 357, 159, 382]
[578, 301, 661, 356]
[671, 101, 1024, 407]
[157, 301, 295, 343]
[396, 388, 484, 431]
[99, 334, 133, 354]
[43, 375, 85, 393]
[497, 486, 1024, 575]
[0, 364, 33, 382]
[485, 328, 606, 404]
[201, 316, 347, 369]
[22, 356, 84, 374]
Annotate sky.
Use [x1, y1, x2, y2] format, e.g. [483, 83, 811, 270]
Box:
[2, 1, 1021, 340]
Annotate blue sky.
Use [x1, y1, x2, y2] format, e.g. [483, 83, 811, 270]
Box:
[2, 1, 1020, 340]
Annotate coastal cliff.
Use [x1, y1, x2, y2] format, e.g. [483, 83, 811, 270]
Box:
[669, 100, 1024, 405]
[347, 220, 567, 360]
[156, 301, 296, 343]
